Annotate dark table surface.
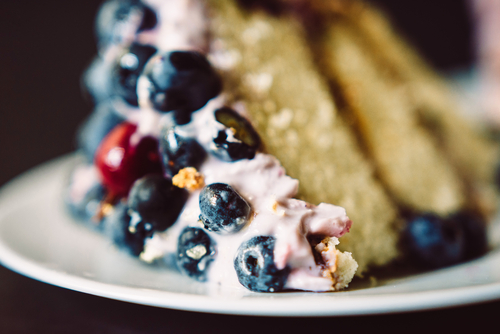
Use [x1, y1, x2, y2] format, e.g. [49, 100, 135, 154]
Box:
[0, 1, 498, 333]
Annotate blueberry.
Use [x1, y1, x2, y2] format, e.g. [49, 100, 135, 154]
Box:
[234, 236, 290, 292]
[82, 56, 115, 104]
[137, 4, 157, 32]
[451, 211, 488, 260]
[127, 174, 189, 234]
[142, 51, 222, 124]
[112, 43, 157, 106]
[102, 203, 149, 256]
[76, 102, 125, 162]
[159, 127, 207, 176]
[176, 227, 216, 282]
[66, 180, 107, 224]
[211, 107, 261, 161]
[95, 0, 157, 49]
[199, 183, 251, 234]
[402, 213, 465, 269]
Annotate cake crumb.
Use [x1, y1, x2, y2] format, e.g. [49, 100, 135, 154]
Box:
[173, 167, 205, 191]
[315, 237, 358, 291]
[271, 200, 279, 212]
[140, 245, 164, 264]
[91, 200, 115, 223]
[270, 200, 286, 216]
[101, 202, 114, 216]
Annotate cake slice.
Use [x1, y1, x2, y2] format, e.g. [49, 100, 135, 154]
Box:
[68, 0, 498, 293]
[207, 0, 400, 273]
[68, 0, 365, 292]
[316, 18, 466, 215]
[237, 0, 498, 265]
[339, 1, 499, 215]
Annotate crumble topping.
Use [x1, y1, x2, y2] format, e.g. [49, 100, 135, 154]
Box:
[173, 167, 205, 191]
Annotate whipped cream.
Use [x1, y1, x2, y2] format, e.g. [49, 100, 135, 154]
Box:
[76, 0, 358, 292]
[139, 104, 354, 291]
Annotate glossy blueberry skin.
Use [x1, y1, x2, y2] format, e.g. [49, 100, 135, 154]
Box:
[199, 183, 251, 234]
[176, 227, 216, 282]
[128, 174, 188, 233]
[95, 0, 157, 49]
[112, 43, 157, 106]
[211, 107, 261, 162]
[102, 203, 149, 257]
[451, 211, 488, 260]
[143, 51, 222, 124]
[77, 102, 125, 162]
[234, 236, 290, 292]
[403, 213, 465, 269]
[159, 127, 207, 177]
[137, 4, 157, 32]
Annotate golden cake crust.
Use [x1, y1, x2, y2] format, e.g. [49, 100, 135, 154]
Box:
[342, 2, 499, 215]
[208, 0, 401, 273]
[316, 19, 466, 215]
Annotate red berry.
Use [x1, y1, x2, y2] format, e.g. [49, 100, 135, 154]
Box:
[95, 122, 162, 197]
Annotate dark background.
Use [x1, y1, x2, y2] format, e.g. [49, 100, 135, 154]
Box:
[0, 0, 497, 333]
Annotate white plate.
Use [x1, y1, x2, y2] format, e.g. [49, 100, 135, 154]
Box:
[1, 155, 500, 316]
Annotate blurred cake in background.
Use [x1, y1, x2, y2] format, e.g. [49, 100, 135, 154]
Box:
[470, 0, 500, 126]
[222, 0, 498, 270]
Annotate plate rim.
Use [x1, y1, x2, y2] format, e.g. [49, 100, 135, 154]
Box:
[1, 155, 500, 317]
